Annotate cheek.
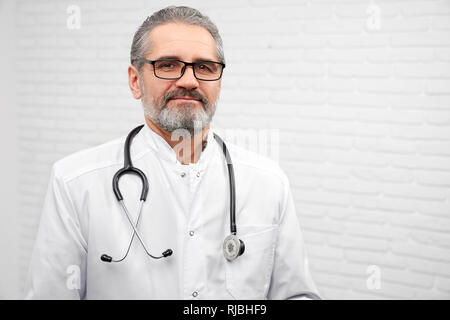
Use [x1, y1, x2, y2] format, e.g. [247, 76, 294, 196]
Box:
[145, 79, 172, 100]
[204, 84, 221, 101]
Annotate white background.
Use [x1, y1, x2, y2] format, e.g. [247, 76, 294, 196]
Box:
[1, 0, 450, 299]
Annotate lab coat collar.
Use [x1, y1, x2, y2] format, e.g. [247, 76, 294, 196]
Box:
[139, 121, 216, 172]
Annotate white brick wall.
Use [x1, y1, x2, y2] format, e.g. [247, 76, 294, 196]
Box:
[0, 0, 19, 300]
[4, 0, 450, 299]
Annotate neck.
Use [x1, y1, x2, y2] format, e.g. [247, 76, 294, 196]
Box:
[145, 117, 209, 165]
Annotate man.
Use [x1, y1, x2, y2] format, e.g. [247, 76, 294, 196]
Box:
[25, 6, 320, 300]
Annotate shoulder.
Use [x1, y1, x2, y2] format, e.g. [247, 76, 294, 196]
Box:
[220, 139, 293, 223]
[51, 135, 126, 183]
[224, 141, 290, 190]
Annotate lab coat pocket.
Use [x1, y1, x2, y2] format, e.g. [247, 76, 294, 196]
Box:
[225, 225, 278, 300]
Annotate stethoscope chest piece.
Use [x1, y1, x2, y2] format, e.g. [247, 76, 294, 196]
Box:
[223, 234, 245, 261]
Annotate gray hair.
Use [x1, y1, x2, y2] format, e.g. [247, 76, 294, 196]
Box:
[130, 6, 225, 73]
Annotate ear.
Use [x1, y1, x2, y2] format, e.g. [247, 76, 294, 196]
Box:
[128, 65, 142, 99]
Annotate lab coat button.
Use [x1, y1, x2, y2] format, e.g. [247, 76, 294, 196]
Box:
[189, 231, 195, 236]
[196, 172, 200, 177]
[181, 172, 186, 178]
[192, 291, 198, 297]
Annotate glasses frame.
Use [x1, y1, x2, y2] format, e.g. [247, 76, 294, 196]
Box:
[137, 57, 226, 81]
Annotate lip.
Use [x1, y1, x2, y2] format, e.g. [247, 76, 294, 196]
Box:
[171, 96, 200, 101]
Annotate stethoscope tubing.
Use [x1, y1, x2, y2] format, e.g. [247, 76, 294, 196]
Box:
[118, 200, 163, 259]
[106, 124, 239, 262]
[109, 200, 145, 262]
[212, 132, 237, 235]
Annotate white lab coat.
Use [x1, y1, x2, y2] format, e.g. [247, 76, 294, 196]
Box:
[25, 123, 320, 300]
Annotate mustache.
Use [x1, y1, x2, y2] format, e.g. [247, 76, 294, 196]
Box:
[163, 89, 209, 106]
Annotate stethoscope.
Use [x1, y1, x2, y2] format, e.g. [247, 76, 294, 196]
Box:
[101, 124, 245, 263]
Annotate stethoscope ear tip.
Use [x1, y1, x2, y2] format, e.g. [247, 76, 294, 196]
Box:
[162, 249, 173, 257]
[101, 254, 113, 263]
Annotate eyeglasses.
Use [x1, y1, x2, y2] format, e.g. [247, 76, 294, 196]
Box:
[137, 57, 225, 81]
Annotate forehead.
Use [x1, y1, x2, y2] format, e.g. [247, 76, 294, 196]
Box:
[148, 22, 218, 61]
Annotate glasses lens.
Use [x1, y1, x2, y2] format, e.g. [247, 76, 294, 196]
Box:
[153, 59, 223, 80]
[194, 62, 222, 80]
[154, 60, 184, 79]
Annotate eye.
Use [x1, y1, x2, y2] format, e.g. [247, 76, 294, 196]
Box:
[161, 63, 174, 68]
[156, 60, 180, 69]
[197, 63, 215, 72]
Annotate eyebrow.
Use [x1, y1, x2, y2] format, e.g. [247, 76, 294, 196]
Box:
[156, 55, 217, 62]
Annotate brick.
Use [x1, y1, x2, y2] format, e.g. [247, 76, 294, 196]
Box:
[269, 61, 327, 77]
[391, 94, 449, 110]
[302, 230, 328, 245]
[378, 17, 430, 33]
[328, 92, 385, 108]
[383, 184, 449, 201]
[270, 34, 328, 48]
[330, 62, 392, 77]
[402, 1, 450, 17]
[367, 47, 435, 62]
[310, 258, 367, 277]
[345, 249, 408, 269]
[298, 189, 352, 207]
[416, 170, 450, 187]
[249, 0, 308, 6]
[330, 206, 388, 224]
[300, 216, 344, 234]
[432, 15, 450, 30]
[335, 4, 375, 19]
[354, 196, 414, 213]
[289, 161, 350, 179]
[425, 111, 450, 126]
[200, 1, 251, 9]
[319, 286, 382, 300]
[435, 48, 450, 61]
[344, 220, 409, 241]
[436, 276, 450, 293]
[329, 34, 389, 48]
[353, 137, 417, 154]
[392, 242, 450, 262]
[328, 234, 389, 251]
[404, 256, 450, 277]
[356, 282, 416, 299]
[274, 4, 334, 20]
[351, 166, 414, 184]
[322, 179, 379, 196]
[284, 131, 354, 149]
[391, 32, 450, 47]
[415, 154, 450, 171]
[426, 79, 450, 94]
[303, 48, 366, 63]
[390, 212, 450, 233]
[95, 0, 145, 10]
[357, 78, 425, 94]
[290, 175, 321, 189]
[312, 272, 355, 289]
[327, 149, 389, 167]
[303, 19, 365, 35]
[271, 90, 327, 104]
[315, 77, 357, 92]
[218, 7, 281, 22]
[394, 62, 450, 78]
[416, 141, 450, 156]
[410, 229, 450, 248]
[307, 244, 345, 260]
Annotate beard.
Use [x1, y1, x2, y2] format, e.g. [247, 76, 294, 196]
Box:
[140, 81, 218, 137]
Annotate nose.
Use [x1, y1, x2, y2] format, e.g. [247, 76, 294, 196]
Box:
[175, 65, 199, 90]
